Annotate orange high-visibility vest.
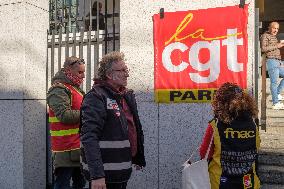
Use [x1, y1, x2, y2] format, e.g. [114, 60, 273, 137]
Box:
[49, 83, 83, 152]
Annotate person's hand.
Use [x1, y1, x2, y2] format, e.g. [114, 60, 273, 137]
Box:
[132, 164, 143, 171]
[277, 42, 284, 48]
[91, 178, 106, 189]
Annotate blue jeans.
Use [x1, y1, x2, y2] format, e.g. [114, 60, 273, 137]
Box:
[266, 59, 284, 104]
[54, 167, 86, 189]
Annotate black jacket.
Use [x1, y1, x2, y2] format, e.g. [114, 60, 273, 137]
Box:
[80, 83, 146, 183]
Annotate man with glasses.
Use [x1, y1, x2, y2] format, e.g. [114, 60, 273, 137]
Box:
[80, 51, 146, 189]
[47, 56, 86, 189]
[261, 21, 284, 110]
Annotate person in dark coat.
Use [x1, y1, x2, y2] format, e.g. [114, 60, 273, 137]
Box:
[80, 51, 146, 189]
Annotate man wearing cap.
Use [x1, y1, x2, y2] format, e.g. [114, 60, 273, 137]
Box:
[261, 21, 284, 110]
[47, 56, 86, 189]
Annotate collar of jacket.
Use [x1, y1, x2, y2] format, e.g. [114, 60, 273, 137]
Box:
[52, 69, 73, 85]
[51, 69, 85, 94]
[264, 31, 276, 37]
[93, 79, 133, 99]
[215, 110, 253, 124]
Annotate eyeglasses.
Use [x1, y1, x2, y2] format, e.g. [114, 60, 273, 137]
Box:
[112, 68, 130, 74]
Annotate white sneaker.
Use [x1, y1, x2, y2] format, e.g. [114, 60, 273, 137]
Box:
[278, 94, 284, 101]
[272, 102, 284, 110]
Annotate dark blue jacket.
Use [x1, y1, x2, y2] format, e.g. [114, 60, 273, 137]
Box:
[80, 83, 145, 183]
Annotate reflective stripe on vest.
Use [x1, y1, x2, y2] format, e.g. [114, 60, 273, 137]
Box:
[50, 128, 79, 136]
[49, 117, 60, 123]
[49, 83, 83, 152]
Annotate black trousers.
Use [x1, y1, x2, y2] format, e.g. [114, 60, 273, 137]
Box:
[89, 182, 127, 189]
[106, 182, 127, 189]
[53, 167, 86, 189]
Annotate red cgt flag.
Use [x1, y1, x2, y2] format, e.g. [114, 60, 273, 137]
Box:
[153, 5, 248, 103]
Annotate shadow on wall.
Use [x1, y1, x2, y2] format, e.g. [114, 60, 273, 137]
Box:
[0, 88, 210, 189]
[0, 35, 49, 185]
[127, 88, 212, 189]
[0, 33, 213, 188]
[0, 78, 48, 188]
[0, 40, 212, 188]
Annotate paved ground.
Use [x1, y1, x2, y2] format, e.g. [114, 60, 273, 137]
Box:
[258, 78, 284, 189]
[258, 78, 284, 152]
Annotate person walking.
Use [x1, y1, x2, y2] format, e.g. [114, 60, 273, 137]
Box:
[47, 56, 86, 189]
[80, 51, 146, 189]
[199, 82, 261, 189]
[260, 21, 284, 109]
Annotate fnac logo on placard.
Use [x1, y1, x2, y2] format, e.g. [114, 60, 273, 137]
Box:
[161, 12, 245, 84]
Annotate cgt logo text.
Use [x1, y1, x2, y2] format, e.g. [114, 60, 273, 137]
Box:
[162, 13, 245, 83]
[155, 89, 217, 103]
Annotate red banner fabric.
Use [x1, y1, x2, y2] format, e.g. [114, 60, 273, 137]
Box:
[153, 5, 249, 103]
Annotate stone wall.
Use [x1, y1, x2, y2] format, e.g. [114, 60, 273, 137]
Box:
[0, 0, 255, 188]
[0, 1, 48, 188]
[120, 0, 255, 188]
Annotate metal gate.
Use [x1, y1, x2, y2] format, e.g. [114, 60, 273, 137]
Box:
[47, 0, 120, 92]
[46, 0, 120, 187]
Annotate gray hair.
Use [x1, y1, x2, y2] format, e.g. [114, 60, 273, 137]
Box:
[63, 56, 85, 68]
[269, 21, 279, 29]
[98, 51, 125, 80]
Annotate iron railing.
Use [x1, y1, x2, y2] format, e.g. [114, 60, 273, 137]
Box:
[46, 1, 120, 187]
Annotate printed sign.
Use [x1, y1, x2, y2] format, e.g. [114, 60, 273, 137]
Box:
[243, 174, 253, 189]
[153, 5, 248, 103]
[107, 98, 119, 110]
[221, 150, 257, 176]
[107, 98, 121, 117]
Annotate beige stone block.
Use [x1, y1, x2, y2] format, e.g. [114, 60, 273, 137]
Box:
[158, 103, 212, 188]
[0, 3, 25, 99]
[0, 100, 24, 189]
[128, 102, 159, 189]
[23, 4, 48, 99]
[23, 100, 46, 189]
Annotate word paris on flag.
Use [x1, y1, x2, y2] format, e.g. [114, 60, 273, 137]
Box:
[153, 5, 248, 103]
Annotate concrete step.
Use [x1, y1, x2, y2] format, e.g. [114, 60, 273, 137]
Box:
[267, 122, 284, 127]
[263, 101, 284, 127]
[266, 103, 284, 110]
[260, 141, 284, 151]
[267, 120, 284, 127]
[260, 126, 284, 134]
[264, 92, 284, 104]
[267, 109, 284, 118]
[258, 164, 284, 184]
[259, 151, 284, 166]
[261, 183, 284, 189]
[266, 96, 284, 102]
[260, 127, 284, 150]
